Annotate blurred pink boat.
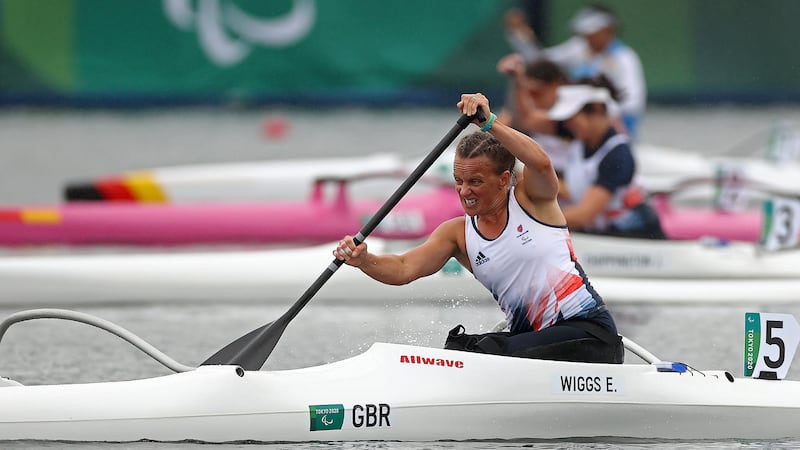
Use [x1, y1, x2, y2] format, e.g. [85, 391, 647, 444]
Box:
[652, 194, 762, 242]
[0, 183, 463, 246]
[0, 177, 765, 246]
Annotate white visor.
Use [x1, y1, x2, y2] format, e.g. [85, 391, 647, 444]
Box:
[571, 8, 615, 35]
[548, 85, 616, 121]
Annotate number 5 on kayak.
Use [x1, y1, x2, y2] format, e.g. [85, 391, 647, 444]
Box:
[744, 312, 800, 380]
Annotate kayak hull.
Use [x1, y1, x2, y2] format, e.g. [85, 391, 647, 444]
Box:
[1, 342, 799, 442]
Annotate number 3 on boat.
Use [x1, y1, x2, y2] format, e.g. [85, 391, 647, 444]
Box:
[744, 312, 800, 380]
[761, 197, 800, 251]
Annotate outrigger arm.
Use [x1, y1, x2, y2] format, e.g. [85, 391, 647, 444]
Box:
[0, 308, 195, 374]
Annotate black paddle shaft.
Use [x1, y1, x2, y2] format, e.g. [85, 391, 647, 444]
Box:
[203, 110, 484, 370]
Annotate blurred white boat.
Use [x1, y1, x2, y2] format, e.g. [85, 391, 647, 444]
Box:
[2, 234, 799, 306]
[62, 152, 451, 203]
[63, 143, 800, 206]
[0, 239, 486, 306]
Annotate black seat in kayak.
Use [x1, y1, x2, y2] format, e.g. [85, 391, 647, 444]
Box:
[445, 322, 625, 364]
[509, 337, 624, 364]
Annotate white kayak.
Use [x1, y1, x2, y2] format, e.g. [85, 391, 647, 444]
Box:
[638, 143, 800, 196]
[0, 318, 798, 442]
[62, 143, 800, 205]
[569, 233, 800, 304]
[0, 239, 486, 306]
[62, 152, 453, 203]
[2, 233, 800, 305]
[571, 232, 800, 279]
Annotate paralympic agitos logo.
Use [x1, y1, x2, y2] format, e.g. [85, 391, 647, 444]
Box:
[162, 0, 316, 66]
[308, 403, 391, 431]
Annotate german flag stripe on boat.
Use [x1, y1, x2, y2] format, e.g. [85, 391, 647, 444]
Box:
[0, 208, 61, 224]
[64, 172, 167, 202]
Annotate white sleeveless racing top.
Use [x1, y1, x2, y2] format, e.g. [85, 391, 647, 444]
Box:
[465, 187, 603, 333]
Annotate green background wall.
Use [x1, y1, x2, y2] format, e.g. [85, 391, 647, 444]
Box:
[1, 0, 798, 106]
[545, 0, 800, 102]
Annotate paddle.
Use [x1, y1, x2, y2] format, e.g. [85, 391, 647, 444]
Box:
[203, 110, 484, 370]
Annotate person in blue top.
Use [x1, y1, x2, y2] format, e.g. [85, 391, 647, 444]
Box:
[549, 84, 664, 239]
[500, 3, 646, 137]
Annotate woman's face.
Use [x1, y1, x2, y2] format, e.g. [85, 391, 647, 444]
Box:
[583, 27, 615, 53]
[564, 106, 610, 144]
[564, 112, 590, 141]
[453, 155, 509, 217]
